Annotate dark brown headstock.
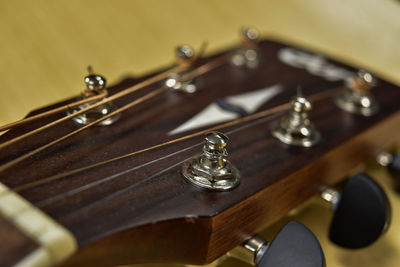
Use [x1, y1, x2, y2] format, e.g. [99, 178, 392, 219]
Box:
[1, 37, 400, 266]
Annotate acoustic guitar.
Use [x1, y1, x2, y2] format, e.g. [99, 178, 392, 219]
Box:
[0, 29, 398, 266]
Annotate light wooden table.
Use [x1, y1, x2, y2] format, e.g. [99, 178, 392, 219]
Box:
[0, 1, 399, 266]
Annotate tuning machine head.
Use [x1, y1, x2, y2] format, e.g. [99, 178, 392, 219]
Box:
[335, 70, 379, 116]
[230, 221, 325, 267]
[321, 173, 391, 249]
[175, 45, 195, 65]
[182, 131, 240, 191]
[231, 27, 260, 68]
[164, 73, 197, 94]
[271, 91, 321, 147]
[241, 27, 260, 47]
[165, 45, 197, 94]
[83, 66, 107, 96]
[69, 66, 120, 126]
[377, 151, 400, 180]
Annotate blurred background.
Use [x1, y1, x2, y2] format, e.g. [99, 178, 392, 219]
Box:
[0, 0, 399, 266]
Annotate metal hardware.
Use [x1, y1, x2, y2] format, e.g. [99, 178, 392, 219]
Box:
[231, 27, 260, 68]
[271, 91, 321, 147]
[82, 66, 107, 96]
[69, 66, 119, 126]
[229, 235, 269, 266]
[242, 27, 260, 43]
[182, 131, 240, 191]
[376, 152, 393, 167]
[335, 70, 379, 116]
[164, 45, 197, 93]
[176, 45, 195, 62]
[321, 188, 340, 210]
[164, 73, 197, 93]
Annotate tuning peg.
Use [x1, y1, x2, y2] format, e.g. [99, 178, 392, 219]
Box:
[164, 45, 197, 94]
[69, 66, 120, 125]
[231, 27, 260, 68]
[83, 65, 107, 96]
[230, 221, 325, 267]
[335, 70, 379, 116]
[241, 27, 260, 48]
[182, 131, 240, 191]
[377, 152, 400, 180]
[271, 90, 321, 147]
[175, 45, 195, 65]
[321, 173, 391, 248]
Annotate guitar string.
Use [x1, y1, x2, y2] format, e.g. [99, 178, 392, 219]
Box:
[56, 156, 191, 215]
[35, 142, 204, 207]
[0, 54, 230, 173]
[41, 86, 344, 214]
[0, 64, 186, 150]
[13, 85, 344, 193]
[35, 111, 283, 208]
[0, 42, 209, 134]
[0, 91, 107, 132]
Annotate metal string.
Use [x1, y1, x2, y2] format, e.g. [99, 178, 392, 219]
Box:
[0, 64, 186, 150]
[35, 111, 283, 208]
[0, 53, 228, 173]
[35, 142, 203, 207]
[0, 91, 107, 132]
[43, 87, 345, 215]
[13, 85, 344, 195]
[0, 42, 209, 135]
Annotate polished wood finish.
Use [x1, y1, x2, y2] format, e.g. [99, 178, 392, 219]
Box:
[1, 40, 400, 265]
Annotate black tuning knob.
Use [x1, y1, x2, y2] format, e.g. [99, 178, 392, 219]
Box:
[258, 221, 325, 267]
[327, 173, 391, 249]
[377, 152, 400, 180]
[239, 221, 325, 267]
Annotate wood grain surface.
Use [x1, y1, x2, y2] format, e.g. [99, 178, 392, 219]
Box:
[0, 1, 400, 267]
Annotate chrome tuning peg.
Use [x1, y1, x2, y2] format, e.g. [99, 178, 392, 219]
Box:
[335, 70, 379, 116]
[82, 66, 107, 96]
[175, 44, 195, 65]
[231, 27, 260, 68]
[69, 66, 120, 126]
[377, 151, 400, 180]
[229, 221, 325, 267]
[164, 45, 197, 93]
[321, 173, 391, 248]
[271, 90, 320, 147]
[182, 131, 240, 191]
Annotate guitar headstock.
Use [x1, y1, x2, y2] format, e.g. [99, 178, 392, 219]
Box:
[0, 30, 399, 266]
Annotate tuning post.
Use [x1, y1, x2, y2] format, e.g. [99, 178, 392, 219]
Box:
[81, 65, 107, 97]
[164, 73, 197, 94]
[175, 45, 195, 66]
[376, 151, 394, 167]
[231, 27, 260, 68]
[182, 131, 240, 191]
[335, 70, 379, 116]
[320, 188, 340, 208]
[164, 45, 197, 93]
[377, 151, 400, 180]
[271, 90, 321, 147]
[69, 66, 120, 126]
